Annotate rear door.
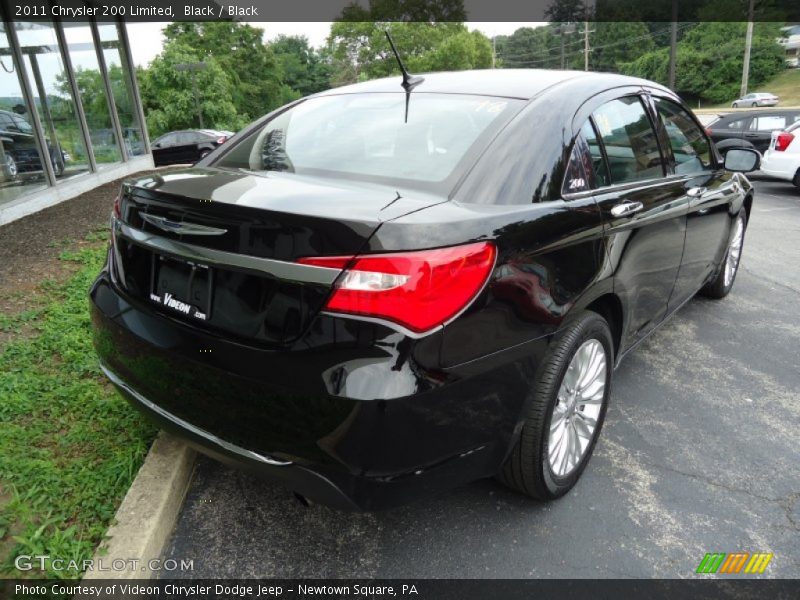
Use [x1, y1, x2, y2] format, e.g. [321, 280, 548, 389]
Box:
[172, 132, 197, 162]
[587, 95, 688, 348]
[152, 133, 179, 165]
[743, 113, 792, 153]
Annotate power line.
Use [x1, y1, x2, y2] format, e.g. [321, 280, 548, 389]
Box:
[495, 23, 693, 66]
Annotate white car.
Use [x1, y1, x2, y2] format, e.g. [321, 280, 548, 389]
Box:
[760, 120, 800, 188]
[731, 93, 780, 108]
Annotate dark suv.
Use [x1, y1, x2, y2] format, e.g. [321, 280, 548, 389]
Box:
[0, 109, 66, 179]
[706, 109, 800, 154]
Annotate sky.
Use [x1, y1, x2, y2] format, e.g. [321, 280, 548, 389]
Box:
[125, 22, 545, 67]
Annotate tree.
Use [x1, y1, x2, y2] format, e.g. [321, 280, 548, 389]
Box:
[327, 21, 492, 86]
[494, 26, 561, 69]
[137, 42, 242, 138]
[270, 35, 332, 96]
[622, 21, 786, 104]
[161, 22, 292, 121]
[579, 21, 655, 72]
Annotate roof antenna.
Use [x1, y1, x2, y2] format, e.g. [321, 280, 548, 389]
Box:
[385, 30, 424, 122]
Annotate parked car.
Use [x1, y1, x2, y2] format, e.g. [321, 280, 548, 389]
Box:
[151, 129, 230, 166]
[705, 109, 800, 154]
[731, 92, 779, 108]
[91, 127, 146, 157]
[91, 70, 759, 510]
[0, 109, 67, 179]
[760, 120, 800, 188]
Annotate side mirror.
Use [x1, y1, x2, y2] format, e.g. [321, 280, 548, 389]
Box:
[723, 148, 760, 173]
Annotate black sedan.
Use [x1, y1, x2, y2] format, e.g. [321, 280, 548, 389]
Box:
[151, 129, 230, 166]
[91, 70, 759, 510]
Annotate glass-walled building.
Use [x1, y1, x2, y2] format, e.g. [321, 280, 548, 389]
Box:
[0, 16, 151, 224]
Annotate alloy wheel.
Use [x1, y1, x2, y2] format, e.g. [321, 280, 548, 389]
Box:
[4, 154, 17, 178]
[548, 339, 607, 477]
[723, 215, 745, 288]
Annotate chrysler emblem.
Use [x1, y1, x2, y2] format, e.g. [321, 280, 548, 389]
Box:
[140, 213, 227, 236]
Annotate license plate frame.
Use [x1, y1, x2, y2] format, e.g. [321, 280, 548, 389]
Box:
[148, 253, 213, 322]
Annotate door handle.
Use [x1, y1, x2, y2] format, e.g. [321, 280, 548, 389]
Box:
[610, 201, 644, 217]
[686, 186, 707, 198]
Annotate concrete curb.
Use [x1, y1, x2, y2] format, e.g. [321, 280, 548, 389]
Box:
[83, 432, 196, 580]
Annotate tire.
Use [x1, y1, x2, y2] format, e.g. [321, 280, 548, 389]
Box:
[52, 157, 63, 177]
[751, 102, 758, 108]
[793, 169, 800, 189]
[3, 154, 17, 180]
[700, 211, 747, 299]
[732, 102, 738, 108]
[499, 311, 613, 500]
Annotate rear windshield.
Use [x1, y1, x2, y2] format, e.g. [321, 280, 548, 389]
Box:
[213, 93, 521, 189]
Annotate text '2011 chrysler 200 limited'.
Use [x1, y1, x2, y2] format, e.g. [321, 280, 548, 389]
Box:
[90, 69, 760, 510]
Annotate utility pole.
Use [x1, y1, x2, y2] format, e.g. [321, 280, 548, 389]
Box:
[584, 21, 589, 70]
[668, 0, 678, 89]
[740, 0, 755, 97]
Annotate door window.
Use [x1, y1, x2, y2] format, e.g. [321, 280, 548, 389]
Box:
[156, 133, 177, 147]
[175, 132, 195, 145]
[592, 97, 663, 185]
[653, 97, 711, 175]
[723, 118, 748, 130]
[0, 113, 15, 131]
[749, 115, 787, 132]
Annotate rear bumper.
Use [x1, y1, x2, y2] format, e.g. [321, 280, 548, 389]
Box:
[90, 269, 532, 510]
[760, 152, 799, 182]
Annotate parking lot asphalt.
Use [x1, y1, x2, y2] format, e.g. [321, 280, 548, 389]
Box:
[161, 179, 800, 579]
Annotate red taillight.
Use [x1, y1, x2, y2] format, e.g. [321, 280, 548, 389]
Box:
[112, 194, 121, 219]
[705, 127, 712, 137]
[217, 136, 227, 144]
[775, 132, 794, 152]
[299, 242, 497, 333]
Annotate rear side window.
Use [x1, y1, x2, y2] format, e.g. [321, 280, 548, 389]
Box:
[592, 97, 663, 185]
[581, 120, 609, 188]
[562, 142, 589, 195]
[653, 97, 711, 174]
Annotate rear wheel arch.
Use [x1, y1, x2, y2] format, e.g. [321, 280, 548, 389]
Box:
[585, 293, 623, 360]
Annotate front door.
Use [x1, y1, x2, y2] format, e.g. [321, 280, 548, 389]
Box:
[649, 96, 744, 305]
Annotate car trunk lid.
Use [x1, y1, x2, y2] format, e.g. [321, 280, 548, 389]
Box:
[111, 167, 445, 346]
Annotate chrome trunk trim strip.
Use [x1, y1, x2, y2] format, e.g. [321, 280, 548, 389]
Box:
[114, 218, 341, 285]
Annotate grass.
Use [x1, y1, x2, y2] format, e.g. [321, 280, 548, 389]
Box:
[698, 68, 800, 111]
[0, 235, 157, 579]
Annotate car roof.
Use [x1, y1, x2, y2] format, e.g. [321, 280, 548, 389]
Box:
[316, 69, 664, 101]
[718, 108, 800, 120]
